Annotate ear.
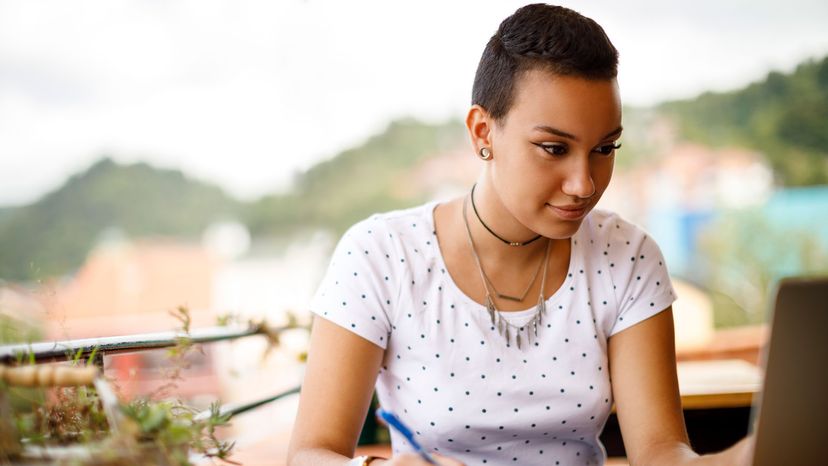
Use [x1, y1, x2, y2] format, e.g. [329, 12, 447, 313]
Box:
[466, 104, 495, 154]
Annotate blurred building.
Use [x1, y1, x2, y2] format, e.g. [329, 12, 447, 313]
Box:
[9, 224, 324, 439]
[762, 185, 828, 270]
[601, 143, 775, 279]
[41, 239, 218, 339]
[31, 238, 221, 402]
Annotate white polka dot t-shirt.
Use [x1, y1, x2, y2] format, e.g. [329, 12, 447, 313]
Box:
[309, 201, 676, 466]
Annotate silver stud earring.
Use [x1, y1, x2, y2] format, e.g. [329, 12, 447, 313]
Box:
[479, 147, 492, 160]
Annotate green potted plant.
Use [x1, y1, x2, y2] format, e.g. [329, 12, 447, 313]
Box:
[0, 308, 237, 466]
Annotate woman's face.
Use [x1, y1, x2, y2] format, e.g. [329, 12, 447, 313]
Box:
[484, 68, 622, 239]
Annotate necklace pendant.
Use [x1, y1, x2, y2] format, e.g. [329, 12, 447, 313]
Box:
[504, 326, 511, 345]
[516, 331, 522, 349]
[486, 295, 497, 325]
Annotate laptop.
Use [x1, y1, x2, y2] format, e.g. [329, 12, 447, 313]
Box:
[749, 276, 828, 466]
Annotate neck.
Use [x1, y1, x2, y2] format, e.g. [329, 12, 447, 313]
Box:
[467, 181, 548, 265]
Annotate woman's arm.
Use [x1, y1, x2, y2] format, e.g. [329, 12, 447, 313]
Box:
[608, 307, 753, 466]
[287, 316, 386, 466]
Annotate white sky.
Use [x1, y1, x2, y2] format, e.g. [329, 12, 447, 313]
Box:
[1, 0, 827, 207]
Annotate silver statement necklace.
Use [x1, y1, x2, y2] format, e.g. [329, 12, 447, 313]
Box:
[462, 196, 550, 349]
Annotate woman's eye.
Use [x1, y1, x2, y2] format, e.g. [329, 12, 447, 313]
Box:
[538, 144, 568, 156]
[595, 142, 622, 156]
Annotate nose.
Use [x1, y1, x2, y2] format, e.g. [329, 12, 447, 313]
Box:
[561, 156, 595, 199]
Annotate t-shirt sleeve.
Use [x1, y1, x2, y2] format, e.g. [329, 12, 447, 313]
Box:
[607, 220, 677, 337]
[308, 217, 399, 349]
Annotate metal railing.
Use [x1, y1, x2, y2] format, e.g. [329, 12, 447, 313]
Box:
[0, 323, 302, 419]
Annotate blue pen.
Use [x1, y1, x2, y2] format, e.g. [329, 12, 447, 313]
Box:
[376, 407, 439, 465]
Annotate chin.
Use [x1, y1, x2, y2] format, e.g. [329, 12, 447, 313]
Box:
[536, 218, 585, 240]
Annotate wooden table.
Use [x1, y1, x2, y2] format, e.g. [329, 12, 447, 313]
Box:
[677, 359, 761, 409]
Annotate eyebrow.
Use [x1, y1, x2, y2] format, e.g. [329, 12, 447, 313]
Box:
[533, 125, 624, 142]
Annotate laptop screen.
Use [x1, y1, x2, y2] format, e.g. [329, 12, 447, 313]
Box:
[750, 277, 828, 466]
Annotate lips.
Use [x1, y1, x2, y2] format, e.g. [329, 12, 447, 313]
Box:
[546, 203, 590, 220]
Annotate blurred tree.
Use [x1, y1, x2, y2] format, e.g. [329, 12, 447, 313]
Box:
[697, 210, 828, 328]
[659, 56, 828, 186]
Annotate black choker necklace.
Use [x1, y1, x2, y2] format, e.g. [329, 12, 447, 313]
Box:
[470, 184, 542, 247]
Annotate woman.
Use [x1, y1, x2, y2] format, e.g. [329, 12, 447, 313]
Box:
[287, 4, 754, 465]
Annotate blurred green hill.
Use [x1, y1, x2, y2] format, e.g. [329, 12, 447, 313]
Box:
[659, 56, 828, 185]
[0, 207, 13, 224]
[0, 119, 465, 282]
[245, 118, 465, 237]
[0, 56, 826, 281]
[0, 158, 242, 281]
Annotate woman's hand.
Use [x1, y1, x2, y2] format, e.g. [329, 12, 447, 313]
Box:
[374, 453, 465, 466]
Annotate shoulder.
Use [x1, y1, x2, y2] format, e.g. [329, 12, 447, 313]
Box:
[340, 202, 437, 248]
[579, 208, 651, 248]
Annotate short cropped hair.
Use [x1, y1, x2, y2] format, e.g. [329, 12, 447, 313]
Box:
[471, 3, 619, 123]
